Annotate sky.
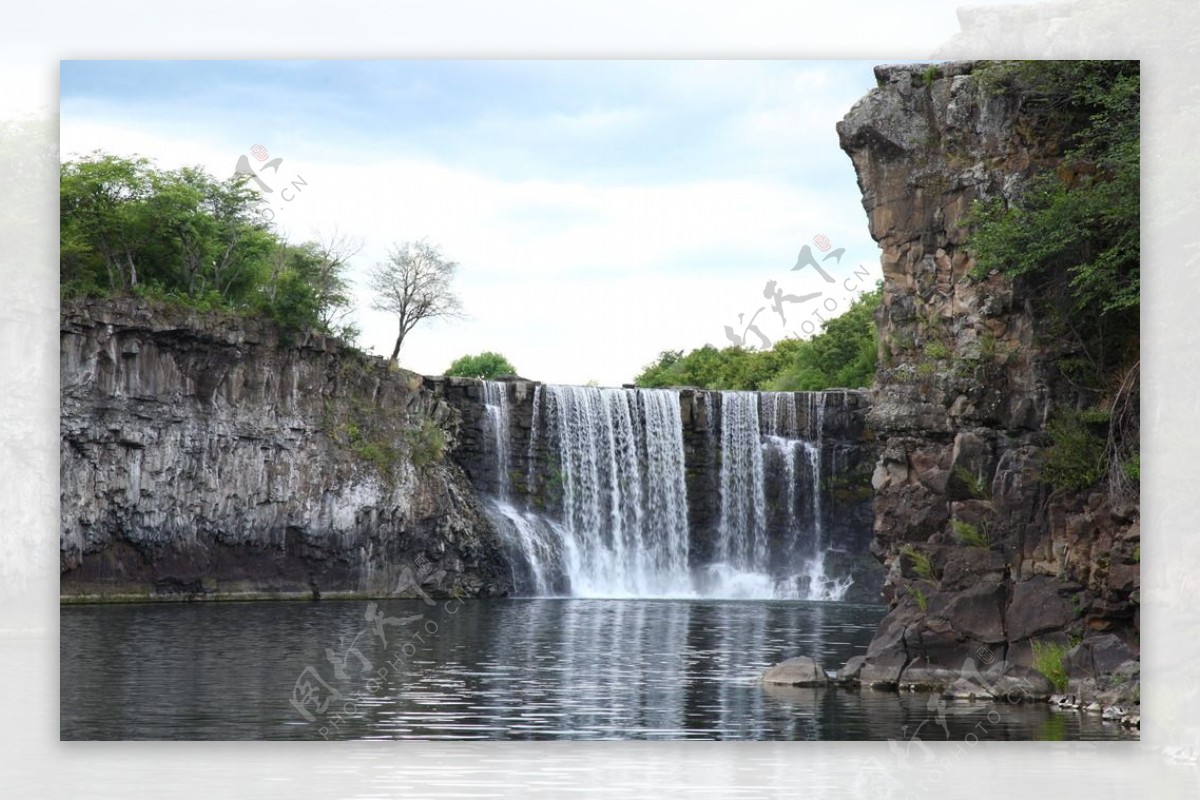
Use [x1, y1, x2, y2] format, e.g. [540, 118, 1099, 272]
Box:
[59, 60, 888, 386]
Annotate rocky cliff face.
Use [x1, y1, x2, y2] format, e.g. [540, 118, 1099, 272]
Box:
[837, 62, 1139, 698]
[60, 299, 512, 601]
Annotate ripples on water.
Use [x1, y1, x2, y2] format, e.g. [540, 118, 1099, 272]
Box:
[60, 599, 1135, 741]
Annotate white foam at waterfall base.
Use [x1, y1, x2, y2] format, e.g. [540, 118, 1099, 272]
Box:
[484, 497, 571, 598]
[714, 391, 855, 602]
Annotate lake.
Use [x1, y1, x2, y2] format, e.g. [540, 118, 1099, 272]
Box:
[60, 598, 1135, 741]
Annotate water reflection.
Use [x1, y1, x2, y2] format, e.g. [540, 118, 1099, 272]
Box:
[60, 599, 1136, 741]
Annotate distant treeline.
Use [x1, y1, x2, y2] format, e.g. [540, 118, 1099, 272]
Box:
[634, 286, 881, 391]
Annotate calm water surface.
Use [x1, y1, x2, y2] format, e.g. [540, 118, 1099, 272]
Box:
[60, 599, 1134, 741]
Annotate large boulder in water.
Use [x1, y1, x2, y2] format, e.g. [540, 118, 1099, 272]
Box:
[761, 656, 829, 687]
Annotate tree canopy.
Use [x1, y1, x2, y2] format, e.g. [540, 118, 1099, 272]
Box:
[445, 351, 518, 379]
[60, 151, 356, 339]
[967, 60, 1140, 499]
[968, 60, 1139, 381]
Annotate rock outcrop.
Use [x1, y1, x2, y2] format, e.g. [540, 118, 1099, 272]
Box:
[60, 299, 512, 601]
[836, 62, 1139, 691]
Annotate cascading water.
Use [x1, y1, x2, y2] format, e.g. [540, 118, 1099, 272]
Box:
[544, 385, 692, 598]
[482, 380, 511, 499]
[715, 392, 767, 570]
[475, 380, 854, 601]
[704, 390, 853, 601]
[792, 391, 852, 601]
[481, 381, 570, 596]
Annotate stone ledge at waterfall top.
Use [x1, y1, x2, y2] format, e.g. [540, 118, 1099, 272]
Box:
[60, 299, 512, 601]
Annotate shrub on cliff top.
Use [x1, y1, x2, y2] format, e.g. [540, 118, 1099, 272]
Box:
[967, 61, 1139, 338]
[445, 351, 518, 379]
[966, 61, 1139, 501]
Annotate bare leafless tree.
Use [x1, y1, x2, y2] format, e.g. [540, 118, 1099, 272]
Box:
[369, 239, 464, 364]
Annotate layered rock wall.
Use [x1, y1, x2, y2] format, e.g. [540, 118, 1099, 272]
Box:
[60, 299, 512, 601]
[838, 62, 1139, 691]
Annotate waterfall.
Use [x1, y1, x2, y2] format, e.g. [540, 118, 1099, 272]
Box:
[526, 383, 542, 497]
[544, 385, 692, 598]
[475, 381, 855, 601]
[713, 392, 767, 570]
[702, 390, 853, 601]
[482, 380, 511, 499]
[793, 391, 852, 602]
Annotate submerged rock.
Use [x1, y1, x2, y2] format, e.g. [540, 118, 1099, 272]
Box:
[762, 656, 829, 687]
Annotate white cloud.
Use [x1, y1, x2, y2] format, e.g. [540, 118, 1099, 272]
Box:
[59, 62, 882, 386]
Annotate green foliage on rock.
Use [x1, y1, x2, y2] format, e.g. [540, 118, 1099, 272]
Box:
[1031, 639, 1071, 692]
[1041, 410, 1107, 492]
[967, 60, 1139, 363]
[950, 519, 989, 548]
[901, 547, 936, 582]
[966, 61, 1140, 500]
[909, 585, 929, 613]
[61, 152, 356, 339]
[407, 418, 447, 469]
[634, 286, 882, 391]
[445, 351, 518, 379]
[952, 465, 990, 500]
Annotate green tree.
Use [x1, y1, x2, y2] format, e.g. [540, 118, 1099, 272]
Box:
[60, 152, 359, 339]
[445, 351, 518, 379]
[60, 153, 154, 294]
[769, 287, 881, 391]
[968, 61, 1139, 376]
[966, 61, 1139, 499]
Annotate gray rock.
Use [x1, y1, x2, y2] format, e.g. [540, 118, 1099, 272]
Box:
[987, 664, 1055, 702]
[60, 299, 513, 600]
[1005, 577, 1080, 642]
[838, 655, 867, 685]
[762, 656, 829, 687]
[1065, 634, 1139, 679]
[942, 677, 994, 701]
[1102, 705, 1126, 720]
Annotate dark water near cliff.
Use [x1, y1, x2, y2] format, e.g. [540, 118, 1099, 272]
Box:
[61, 599, 1133, 741]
